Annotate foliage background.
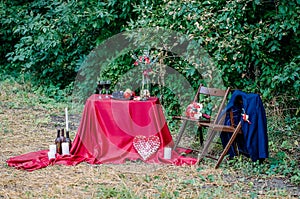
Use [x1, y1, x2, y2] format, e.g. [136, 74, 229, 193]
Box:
[0, 0, 299, 185]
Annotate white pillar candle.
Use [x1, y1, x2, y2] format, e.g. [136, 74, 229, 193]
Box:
[48, 151, 56, 160]
[62, 142, 70, 155]
[49, 144, 56, 154]
[163, 147, 172, 159]
[65, 107, 69, 131]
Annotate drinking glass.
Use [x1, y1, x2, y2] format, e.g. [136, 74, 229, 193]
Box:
[96, 81, 101, 94]
[99, 81, 106, 99]
[104, 80, 111, 98]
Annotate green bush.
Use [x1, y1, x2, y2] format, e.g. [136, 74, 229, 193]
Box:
[1, 0, 137, 95]
[127, 0, 299, 102]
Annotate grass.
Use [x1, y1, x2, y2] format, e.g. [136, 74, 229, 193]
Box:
[0, 78, 299, 198]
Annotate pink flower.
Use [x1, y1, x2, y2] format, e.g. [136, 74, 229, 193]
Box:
[143, 70, 149, 77]
[145, 57, 150, 64]
[185, 102, 204, 119]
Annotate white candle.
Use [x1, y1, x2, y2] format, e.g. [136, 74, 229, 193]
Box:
[49, 144, 56, 154]
[164, 147, 172, 159]
[65, 107, 69, 131]
[62, 142, 70, 155]
[48, 151, 56, 160]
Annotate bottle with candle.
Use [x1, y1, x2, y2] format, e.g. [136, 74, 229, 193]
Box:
[55, 129, 61, 154]
[65, 130, 72, 151]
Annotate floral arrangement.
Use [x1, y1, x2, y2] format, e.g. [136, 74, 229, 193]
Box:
[132, 50, 157, 100]
[133, 135, 160, 160]
[185, 102, 204, 119]
[132, 50, 157, 77]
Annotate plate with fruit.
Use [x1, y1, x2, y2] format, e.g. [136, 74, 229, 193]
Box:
[111, 89, 135, 100]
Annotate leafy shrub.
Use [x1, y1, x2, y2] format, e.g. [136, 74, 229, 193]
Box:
[127, 0, 299, 101]
[1, 0, 137, 96]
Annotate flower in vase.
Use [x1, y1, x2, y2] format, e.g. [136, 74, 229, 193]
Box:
[132, 50, 158, 99]
[132, 51, 157, 75]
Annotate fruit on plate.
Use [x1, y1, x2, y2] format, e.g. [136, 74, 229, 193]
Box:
[124, 91, 131, 99]
[124, 89, 134, 99]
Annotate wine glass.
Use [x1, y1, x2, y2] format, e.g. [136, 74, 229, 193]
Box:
[96, 81, 101, 94]
[99, 81, 106, 99]
[104, 80, 111, 98]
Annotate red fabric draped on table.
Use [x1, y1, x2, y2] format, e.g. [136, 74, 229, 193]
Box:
[7, 95, 197, 171]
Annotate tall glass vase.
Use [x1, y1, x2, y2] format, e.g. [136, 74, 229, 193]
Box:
[140, 74, 151, 100]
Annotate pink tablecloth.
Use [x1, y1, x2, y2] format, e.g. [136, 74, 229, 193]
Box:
[7, 95, 197, 171]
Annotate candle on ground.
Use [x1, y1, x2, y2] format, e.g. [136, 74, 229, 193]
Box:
[49, 145, 56, 154]
[164, 147, 172, 159]
[62, 142, 70, 155]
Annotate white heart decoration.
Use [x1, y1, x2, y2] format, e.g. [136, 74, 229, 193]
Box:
[133, 135, 161, 160]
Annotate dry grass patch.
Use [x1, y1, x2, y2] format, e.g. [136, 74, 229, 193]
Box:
[0, 80, 298, 198]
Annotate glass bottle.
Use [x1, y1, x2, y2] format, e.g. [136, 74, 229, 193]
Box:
[65, 131, 72, 151]
[60, 128, 66, 143]
[55, 129, 61, 154]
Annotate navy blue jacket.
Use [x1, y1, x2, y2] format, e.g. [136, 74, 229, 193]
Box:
[220, 90, 269, 162]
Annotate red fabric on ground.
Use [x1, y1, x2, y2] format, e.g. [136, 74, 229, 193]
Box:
[7, 95, 197, 171]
